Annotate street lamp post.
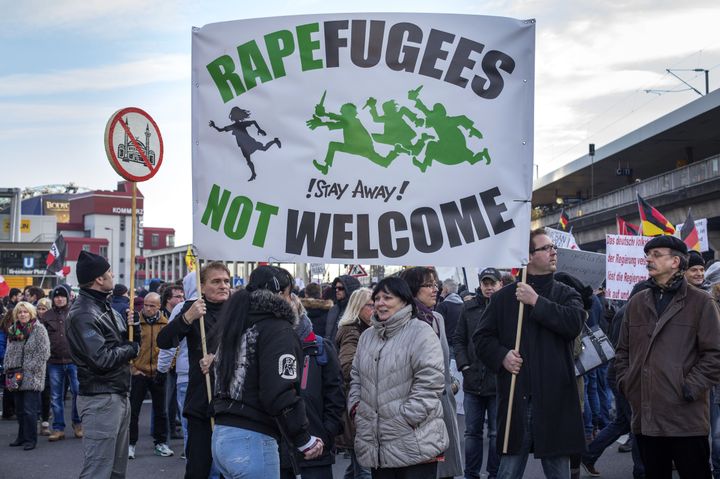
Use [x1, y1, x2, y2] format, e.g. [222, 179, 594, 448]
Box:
[104, 226, 114, 273]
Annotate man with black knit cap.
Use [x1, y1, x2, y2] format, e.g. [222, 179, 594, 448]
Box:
[66, 251, 139, 479]
[685, 250, 707, 289]
[616, 235, 720, 478]
[42, 283, 83, 442]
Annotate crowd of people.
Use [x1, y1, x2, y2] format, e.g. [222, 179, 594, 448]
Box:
[2, 227, 720, 479]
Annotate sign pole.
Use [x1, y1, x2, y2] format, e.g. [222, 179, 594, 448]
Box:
[502, 267, 527, 454]
[193, 252, 214, 429]
[128, 181, 137, 342]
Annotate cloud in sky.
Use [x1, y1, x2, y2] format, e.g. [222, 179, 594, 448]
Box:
[0, 54, 189, 97]
[3, 0, 720, 244]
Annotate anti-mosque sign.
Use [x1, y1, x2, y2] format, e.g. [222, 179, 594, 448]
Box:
[192, 13, 535, 266]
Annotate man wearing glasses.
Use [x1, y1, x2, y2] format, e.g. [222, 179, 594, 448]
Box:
[324, 275, 361, 344]
[474, 228, 586, 479]
[616, 235, 720, 478]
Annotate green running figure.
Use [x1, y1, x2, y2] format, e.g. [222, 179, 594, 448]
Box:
[407, 86, 491, 172]
[364, 97, 434, 157]
[209, 107, 281, 181]
[307, 91, 406, 175]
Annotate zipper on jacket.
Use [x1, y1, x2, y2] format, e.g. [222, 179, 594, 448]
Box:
[301, 355, 310, 389]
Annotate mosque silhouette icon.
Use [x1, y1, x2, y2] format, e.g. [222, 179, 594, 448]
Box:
[117, 119, 156, 166]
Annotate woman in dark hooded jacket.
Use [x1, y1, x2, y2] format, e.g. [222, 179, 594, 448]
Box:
[210, 266, 324, 479]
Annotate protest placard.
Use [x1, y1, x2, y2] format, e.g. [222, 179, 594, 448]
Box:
[192, 13, 535, 266]
[545, 226, 579, 250]
[605, 234, 651, 300]
[556, 248, 606, 289]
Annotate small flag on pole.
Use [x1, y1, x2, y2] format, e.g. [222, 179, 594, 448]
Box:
[46, 234, 68, 277]
[185, 245, 196, 273]
[558, 209, 569, 231]
[680, 209, 701, 252]
[616, 215, 640, 236]
[637, 194, 675, 236]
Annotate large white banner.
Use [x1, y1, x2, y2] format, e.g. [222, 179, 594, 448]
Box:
[192, 13, 535, 266]
[605, 234, 651, 301]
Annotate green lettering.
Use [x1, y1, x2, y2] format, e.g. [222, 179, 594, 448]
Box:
[201, 184, 231, 231]
[223, 195, 253, 240]
[206, 56, 246, 103]
[237, 40, 273, 91]
[264, 30, 296, 78]
[253, 201, 280, 247]
[296, 23, 323, 71]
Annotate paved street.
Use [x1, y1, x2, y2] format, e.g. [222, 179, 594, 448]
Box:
[1, 398, 642, 478]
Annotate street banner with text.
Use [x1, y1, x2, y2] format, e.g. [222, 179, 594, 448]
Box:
[605, 234, 651, 300]
[192, 13, 535, 266]
[556, 248, 605, 290]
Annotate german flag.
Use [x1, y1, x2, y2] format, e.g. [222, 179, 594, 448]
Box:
[616, 215, 640, 236]
[680, 209, 701, 252]
[637, 194, 675, 236]
[558, 209, 570, 231]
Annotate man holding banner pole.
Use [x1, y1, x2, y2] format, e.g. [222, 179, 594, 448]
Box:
[157, 261, 230, 479]
[473, 228, 585, 478]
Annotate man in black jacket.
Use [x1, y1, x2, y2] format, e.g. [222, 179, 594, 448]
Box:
[474, 229, 585, 478]
[454, 267, 503, 479]
[66, 251, 139, 479]
[156, 262, 230, 479]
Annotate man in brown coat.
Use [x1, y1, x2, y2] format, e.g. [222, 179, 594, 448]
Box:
[616, 235, 720, 478]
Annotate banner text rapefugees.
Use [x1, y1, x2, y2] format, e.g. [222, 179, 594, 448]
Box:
[206, 19, 516, 103]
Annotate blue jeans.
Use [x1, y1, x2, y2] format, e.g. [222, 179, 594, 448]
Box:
[595, 364, 613, 424]
[48, 363, 80, 431]
[464, 392, 499, 479]
[344, 448, 372, 479]
[176, 381, 189, 454]
[497, 403, 570, 479]
[710, 388, 720, 479]
[583, 390, 644, 477]
[212, 425, 280, 479]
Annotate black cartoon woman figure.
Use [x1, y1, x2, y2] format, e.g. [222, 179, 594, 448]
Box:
[209, 107, 281, 181]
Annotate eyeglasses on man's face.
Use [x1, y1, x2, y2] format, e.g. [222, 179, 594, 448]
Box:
[531, 243, 557, 253]
[421, 283, 438, 289]
[645, 251, 674, 260]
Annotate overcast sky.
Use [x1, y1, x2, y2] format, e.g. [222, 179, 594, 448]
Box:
[2, 0, 719, 244]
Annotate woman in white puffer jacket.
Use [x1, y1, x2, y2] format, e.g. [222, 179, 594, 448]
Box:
[349, 277, 449, 478]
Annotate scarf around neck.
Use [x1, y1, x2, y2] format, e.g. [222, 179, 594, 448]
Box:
[9, 318, 36, 342]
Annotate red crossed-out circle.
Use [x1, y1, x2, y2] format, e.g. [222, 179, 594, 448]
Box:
[104, 107, 164, 182]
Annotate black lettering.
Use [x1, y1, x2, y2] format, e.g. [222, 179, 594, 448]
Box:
[323, 20, 349, 68]
[439, 195, 490, 247]
[410, 207, 443, 253]
[285, 210, 331, 256]
[332, 214, 354, 259]
[378, 211, 409, 258]
[418, 29, 455, 79]
[480, 187, 514, 234]
[357, 214, 379, 259]
[386, 22, 422, 72]
[472, 50, 516, 99]
[350, 20, 385, 68]
[445, 37, 484, 88]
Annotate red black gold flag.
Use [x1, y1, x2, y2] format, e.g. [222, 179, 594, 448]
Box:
[558, 209, 569, 231]
[680, 209, 701, 252]
[637, 194, 675, 236]
[616, 215, 640, 236]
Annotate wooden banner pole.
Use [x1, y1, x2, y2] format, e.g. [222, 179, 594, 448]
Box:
[194, 253, 214, 429]
[502, 267, 528, 454]
[128, 181, 137, 342]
